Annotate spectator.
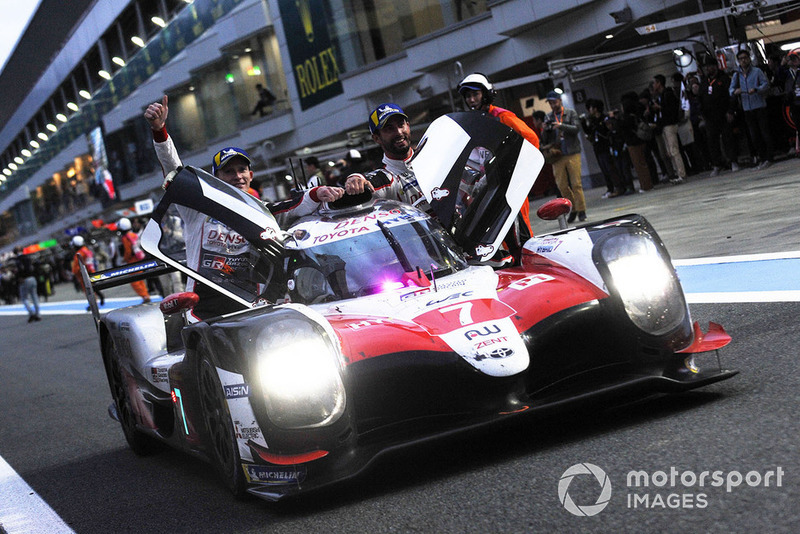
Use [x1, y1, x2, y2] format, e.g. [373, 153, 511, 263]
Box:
[730, 49, 774, 169]
[118, 218, 151, 304]
[304, 156, 325, 188]
[542, 91, 587, 222]
[616, 92, 654, 191]
[783, 48, 800, 154]
[651, 74, 686, 184]
[70, 236, 105, 308]
[530, 110, 557, 197]
[700, 57, 739, 176]
[580, 99, 623, 197]
[251, 83, 276, 117]
[12, 246, 41, 322]
[639, 89, 667, 184]
[672, 72, 706, 174]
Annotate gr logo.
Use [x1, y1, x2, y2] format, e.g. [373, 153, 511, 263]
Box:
[558, 463, 612, 516]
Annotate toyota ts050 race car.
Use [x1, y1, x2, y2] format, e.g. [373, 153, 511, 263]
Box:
[82, 112, 736, 501]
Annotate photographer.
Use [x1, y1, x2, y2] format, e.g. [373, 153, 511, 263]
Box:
[580, 99, 623, 198]
[542, 91, 587, 222]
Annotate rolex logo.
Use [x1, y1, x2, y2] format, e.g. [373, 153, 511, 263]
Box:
[296, 0, 314, 43]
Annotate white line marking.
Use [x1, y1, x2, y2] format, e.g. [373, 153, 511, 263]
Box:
[673, 250, 800, 266]
[685, 290, 800, 303]
[0, 455, 75, 533]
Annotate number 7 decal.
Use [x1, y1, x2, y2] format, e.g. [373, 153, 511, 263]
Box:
[439, 302, 474, 326]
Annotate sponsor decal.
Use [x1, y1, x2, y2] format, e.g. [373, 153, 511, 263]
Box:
[413, 299, 515, 336]
[234, 420, 264, 441]
[346, 318, 388, 330]
[473, 336, 507, 349]
[224, 383, 251, 399]
[508, 273, 555, 290]
[201, 254, 250, 274]
[426, 291, 474, 307]
[464, 324, 502, 340]
[430, 187, 450, 200]
[244, 464, 306, 485]
[532, 236, 563, 255]
[150, 367, 169, 383]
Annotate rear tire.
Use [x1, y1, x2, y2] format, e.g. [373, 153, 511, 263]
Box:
[197, 345, 247, 498]
[104, 337, 161, 455]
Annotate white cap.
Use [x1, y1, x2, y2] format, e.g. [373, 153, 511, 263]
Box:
[71, 235, 85, 247]
[118, 217, 131, 231]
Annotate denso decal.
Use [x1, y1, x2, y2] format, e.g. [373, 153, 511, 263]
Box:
[243, 464, 306, 485]
[206, 229, 247, 246]
[224, 384, 250, 398]
[508, 273, 555, 290]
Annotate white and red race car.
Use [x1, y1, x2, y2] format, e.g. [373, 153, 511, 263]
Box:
[82, 113, 735, 502]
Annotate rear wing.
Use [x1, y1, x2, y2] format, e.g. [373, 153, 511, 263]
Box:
[79, 257, 177, 330]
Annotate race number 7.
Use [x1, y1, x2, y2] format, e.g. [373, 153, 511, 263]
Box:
[439, 302, 474, 326]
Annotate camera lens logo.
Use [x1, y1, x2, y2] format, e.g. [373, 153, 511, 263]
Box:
[558, 463, 612, 516]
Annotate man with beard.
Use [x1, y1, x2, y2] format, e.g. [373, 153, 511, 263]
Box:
[342, 104, 429, 211]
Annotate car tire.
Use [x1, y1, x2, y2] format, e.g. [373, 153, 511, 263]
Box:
[104, 336, 161, 456]
[197, 345, 248, 498]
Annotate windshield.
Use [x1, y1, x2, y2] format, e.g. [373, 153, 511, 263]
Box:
[286, 202, 468, 304]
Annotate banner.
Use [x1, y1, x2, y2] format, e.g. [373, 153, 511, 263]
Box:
[278, 0, 343, 110]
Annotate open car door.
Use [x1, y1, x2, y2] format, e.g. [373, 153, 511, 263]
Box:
[139, 166, 286, 311]
[409, 112, 543, 261]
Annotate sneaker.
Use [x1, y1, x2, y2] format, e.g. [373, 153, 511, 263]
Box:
[623, 188, 636, 195]
[669, 177, 685, 184]
[608, 191, 623, 198]
[601, 191, 612, 199]
[567, 211, 577, 223]
[578, 211, 587, 222]
[709, 167, 721, 177]
[757, 160, 772, 170]
[730, 162, 740, 172]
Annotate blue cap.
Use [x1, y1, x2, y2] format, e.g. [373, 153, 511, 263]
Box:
[211, 147, 251, 174]
[546, 91, 562, 101]
[369, 103, 408, 134]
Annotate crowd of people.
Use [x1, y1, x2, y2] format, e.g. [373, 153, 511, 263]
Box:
[574, 48, 800, 200]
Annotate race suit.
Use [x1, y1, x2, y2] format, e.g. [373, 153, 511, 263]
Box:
[152, 128, 325, 319]
[346, 150, 432, 214]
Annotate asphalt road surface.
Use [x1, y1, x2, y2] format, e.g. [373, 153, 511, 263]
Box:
[1, 160, 798, 533]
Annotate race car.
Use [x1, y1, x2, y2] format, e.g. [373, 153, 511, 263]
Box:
[82, 112, 736, 502]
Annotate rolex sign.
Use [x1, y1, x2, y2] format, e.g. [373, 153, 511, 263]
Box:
[279, 0, 343, 110]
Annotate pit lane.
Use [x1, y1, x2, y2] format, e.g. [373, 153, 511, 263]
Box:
[1, 159, 798, 533]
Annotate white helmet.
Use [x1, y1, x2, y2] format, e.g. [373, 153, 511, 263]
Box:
[71, 235, 85, 247]
[118, 217, 132, 231]
[457, 73, 496, 107]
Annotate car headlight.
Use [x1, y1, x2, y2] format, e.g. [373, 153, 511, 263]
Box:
[599, 231, 687, 336]
[255, 317, 345, 429]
